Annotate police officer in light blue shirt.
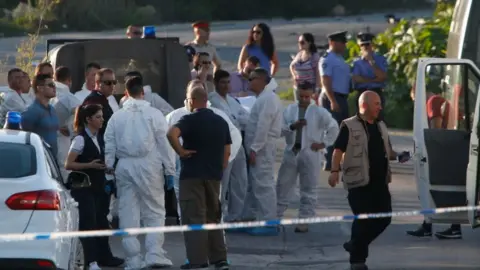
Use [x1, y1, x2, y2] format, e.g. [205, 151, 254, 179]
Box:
[352, 32, 388, 119]
[319, 30, 351, 171]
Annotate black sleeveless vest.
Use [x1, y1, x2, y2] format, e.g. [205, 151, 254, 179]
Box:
[74, 130, 106, 191]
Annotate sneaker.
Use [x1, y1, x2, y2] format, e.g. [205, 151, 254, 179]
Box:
[294, 224, 308, 233]
[180, 263, 209, 269]
[435, 227, 462, 240]
[406, 225, 432, 237]
[212, 260, 229, 270]
[88, 262, 102, 270]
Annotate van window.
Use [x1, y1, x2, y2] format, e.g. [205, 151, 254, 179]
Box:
[0, 142, 36, 178]
[425, 63, 480, 132]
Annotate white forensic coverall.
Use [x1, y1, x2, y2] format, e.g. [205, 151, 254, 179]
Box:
[165, 105, 242, 219]
[75, 82, 120, 112]
[0, 89, 33, 127]
[119, 85, 174, 116]
[104, 99, 173, 269]
[243, 88, 283, 221]
[276, 104, 339, 218]
[208, 91, 249, 221]
[50, 81, 82, 180]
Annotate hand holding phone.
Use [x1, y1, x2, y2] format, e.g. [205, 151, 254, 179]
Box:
[397, 151, 411, 163]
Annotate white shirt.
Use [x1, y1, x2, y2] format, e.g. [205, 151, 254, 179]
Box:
[69, 128, 101, 154]
[0, 88, 32, 127]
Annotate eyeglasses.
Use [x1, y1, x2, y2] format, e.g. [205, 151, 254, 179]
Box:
[102, 80, 117, 86]
[42, 83, 56, 88]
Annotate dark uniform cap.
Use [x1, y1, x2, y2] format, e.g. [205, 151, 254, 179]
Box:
[327, 31, 348, 43]
[357, 32, 375, 45]
[191, 20, 210, 29]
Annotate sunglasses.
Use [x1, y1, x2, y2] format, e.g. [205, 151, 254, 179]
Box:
[202, 61, 211, 65]
[360, 43, 372, 47]
[298, 40, 306, 45]
[42, 83, 56, 88]
[248, 77, 259, 82]
[132, 31, 142, 35]
[102, 80, 117, 86]
[253, 30, 262, 35]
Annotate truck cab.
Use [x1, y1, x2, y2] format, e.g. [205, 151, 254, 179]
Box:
[413, 57, 479, 228]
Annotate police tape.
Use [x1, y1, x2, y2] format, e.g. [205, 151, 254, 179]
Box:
[0, 205, 479, 242]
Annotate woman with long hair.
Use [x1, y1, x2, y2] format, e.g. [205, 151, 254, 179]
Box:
[290, 33, 322, 103]
[237, 23, 279, 76]
[65, 104, 124, 269]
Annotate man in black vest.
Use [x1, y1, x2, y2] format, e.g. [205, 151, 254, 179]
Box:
[82, 68, 116, 144]
[81, 68, 120, 228]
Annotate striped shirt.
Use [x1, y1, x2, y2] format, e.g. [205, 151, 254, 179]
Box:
[21, 99, 59, 156]
[292, 52, 320, 85]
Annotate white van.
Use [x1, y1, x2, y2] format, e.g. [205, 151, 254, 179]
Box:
[414, 58, 479, 228]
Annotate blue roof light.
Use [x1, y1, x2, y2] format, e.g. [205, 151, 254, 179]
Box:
[143, 26, 156, 38]
[6, 111, 21, 124]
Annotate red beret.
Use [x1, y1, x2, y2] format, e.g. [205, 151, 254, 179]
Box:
[192, 21, 210, 29]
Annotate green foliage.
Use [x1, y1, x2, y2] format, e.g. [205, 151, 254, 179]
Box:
[344, 1, 455, 129]
[278, 88, 295, 101]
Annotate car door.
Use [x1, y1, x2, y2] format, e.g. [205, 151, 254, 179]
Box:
[414, 58, 480, 227]
[43, 145, 78, 265]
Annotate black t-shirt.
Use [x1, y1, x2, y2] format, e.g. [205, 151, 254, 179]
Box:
[174, 108, 232, 181]
[333, 118, 389, 185]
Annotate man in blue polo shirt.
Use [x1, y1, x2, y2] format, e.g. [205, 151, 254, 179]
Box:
[21, 74, 59, 156]
[351, 32, 388, 120]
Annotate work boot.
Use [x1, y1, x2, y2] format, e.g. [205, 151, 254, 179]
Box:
[350, 263, 368, 270]
[435, 227, 462, 240]
[406, 222, 432, 237]
[294, 224, 308, 233]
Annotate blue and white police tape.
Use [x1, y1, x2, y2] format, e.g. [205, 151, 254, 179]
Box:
[0, 205, 479, 242]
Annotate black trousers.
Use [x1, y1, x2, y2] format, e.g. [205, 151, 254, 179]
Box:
[71, 188, 114, 264]
[347, 182, 392, 264]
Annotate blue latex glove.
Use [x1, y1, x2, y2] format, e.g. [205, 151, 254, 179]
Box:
[166, 175, 175, 190]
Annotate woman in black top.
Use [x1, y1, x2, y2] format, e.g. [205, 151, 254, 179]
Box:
[65, 104, 124, 269]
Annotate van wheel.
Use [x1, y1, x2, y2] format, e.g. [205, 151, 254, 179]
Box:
[69, 240, 85, 270]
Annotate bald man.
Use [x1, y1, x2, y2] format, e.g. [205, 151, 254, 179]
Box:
[328, 91, 407, 270]
[167, 86, 230, 269]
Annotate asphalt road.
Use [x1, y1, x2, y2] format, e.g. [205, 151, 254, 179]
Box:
[101, 133, 480, 270]
[2, 10, 479, 269]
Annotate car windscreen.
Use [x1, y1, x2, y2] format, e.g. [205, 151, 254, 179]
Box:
[0, 142, 36, 178]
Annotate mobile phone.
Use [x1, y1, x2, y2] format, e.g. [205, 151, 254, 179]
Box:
[397, 151, 411, 162]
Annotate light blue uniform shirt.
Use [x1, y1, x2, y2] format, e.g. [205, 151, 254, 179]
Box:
[351, 53, 388, 89]
[319, 51, 351, 95]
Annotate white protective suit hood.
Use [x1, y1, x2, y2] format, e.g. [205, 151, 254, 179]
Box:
[120, 85, 174, 116]
[115, 99, 159, 158]
[165, 106, 242, 164]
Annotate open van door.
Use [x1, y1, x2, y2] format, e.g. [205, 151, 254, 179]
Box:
[414, 58, 480, 227]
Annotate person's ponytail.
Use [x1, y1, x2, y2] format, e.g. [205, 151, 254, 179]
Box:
[73, 106, 86, 134]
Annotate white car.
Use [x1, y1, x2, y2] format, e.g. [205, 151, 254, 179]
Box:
[0, 130, 83, 269]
